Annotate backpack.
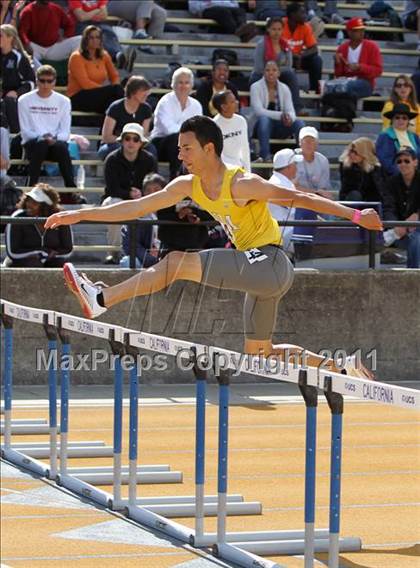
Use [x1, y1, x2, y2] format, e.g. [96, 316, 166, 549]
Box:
[366, 1, 404, 42]
[320, 92, 357, 132]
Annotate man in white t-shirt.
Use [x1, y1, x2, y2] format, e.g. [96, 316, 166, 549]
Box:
[212, 90, 251, 172]
[18, 65, 75, 188]
[268, 148, 303, 253]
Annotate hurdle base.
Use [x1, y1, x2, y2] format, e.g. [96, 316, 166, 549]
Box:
[112, 493, 245, 510]
[126, 504, 193, 543]
[131, 501, 261, 518]
[233, 536, 362, 556]
[58, 473, 113, 508]
[66, 464, 171, 474]
[192, 528, 331, 547]
[70, 470, 182, 485]
[214, 543, 283, 568]
[1, 447, 49, 478]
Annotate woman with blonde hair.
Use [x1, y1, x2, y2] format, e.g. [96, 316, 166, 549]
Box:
[339, 137, 384, 202]
[5, 183, 73, 267]
[1, 22, 34, 132]
[382, 74, 420, 135]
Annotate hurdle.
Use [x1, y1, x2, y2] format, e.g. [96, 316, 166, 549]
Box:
[0, 300, 260, 523]
[1, 299, 419, 568]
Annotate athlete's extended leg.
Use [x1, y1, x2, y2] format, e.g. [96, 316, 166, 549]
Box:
[63, 251, 202, 318]
[103, 251, 202, 307]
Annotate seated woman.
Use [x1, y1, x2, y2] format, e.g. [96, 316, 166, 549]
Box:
[249, 16, 302, 114]
[339, 137, 384, 202]
[150, 66, 202, 179]
[250, 60, 305, 162]
[376, 104, 420, 176]
[1, 23, 35, 133]
[99, 75, 153, 160]
[67, 26, 124, 115]
[5, 184, 73, 267]
[382, 75, 420, 136]
[195, 59, 239, 118]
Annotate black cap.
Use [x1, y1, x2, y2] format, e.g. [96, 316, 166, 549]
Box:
[394, 146, 417, 162]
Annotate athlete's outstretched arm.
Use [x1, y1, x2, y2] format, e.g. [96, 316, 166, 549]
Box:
[45, 177, 192, 229]
[235, 174, 383, 231]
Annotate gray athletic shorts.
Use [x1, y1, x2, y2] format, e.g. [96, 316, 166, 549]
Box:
[199, 245, 294, 341]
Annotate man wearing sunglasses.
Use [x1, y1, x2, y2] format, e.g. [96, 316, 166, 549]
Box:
[17, 65, 77, 192]
[382, 147, 420, 268]
[102, 123, 157, 264]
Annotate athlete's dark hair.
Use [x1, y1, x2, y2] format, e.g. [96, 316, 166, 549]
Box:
[180, 115, 223, 156]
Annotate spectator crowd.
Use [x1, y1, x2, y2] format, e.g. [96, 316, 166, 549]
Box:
[0, 0, 419, 268]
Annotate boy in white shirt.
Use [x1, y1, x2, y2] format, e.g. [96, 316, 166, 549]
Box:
[17, 65, 75, 189]
[212, 90, 251, 172]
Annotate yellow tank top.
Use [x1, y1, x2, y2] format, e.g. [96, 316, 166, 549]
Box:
[191, 166, 281, 251]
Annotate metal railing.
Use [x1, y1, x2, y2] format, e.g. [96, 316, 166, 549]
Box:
[1, 216, 419, 270]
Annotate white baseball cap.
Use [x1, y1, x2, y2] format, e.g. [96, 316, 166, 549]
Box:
[298, 126, 319, 142]
[273, 148, 304, 170]
[117, 122, 149, 142]
[26, 187, 53, 205]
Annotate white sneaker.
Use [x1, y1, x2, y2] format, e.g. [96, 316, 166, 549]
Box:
[342, 355, 375, 380]
[63, 263, 107, 319]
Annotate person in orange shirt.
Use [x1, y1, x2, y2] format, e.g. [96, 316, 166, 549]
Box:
[281, 2, 323, 92]
[67, 25, 124, 114]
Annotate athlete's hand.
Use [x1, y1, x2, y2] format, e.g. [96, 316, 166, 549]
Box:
[357, 209, 383, 231]
[44, 210, 83, 230]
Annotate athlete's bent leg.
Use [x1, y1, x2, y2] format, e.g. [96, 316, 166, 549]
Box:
[103, 251, 203, 307]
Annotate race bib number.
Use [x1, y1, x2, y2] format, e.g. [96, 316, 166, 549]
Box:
[244, 248, 268, 264]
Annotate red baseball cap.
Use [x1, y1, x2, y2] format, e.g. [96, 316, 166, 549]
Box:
[346, 17, 366, 31]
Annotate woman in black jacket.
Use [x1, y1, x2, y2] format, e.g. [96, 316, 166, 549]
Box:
[5, 183, 73, 267]
[1, 23, 35, 132]
[339, 137, 385, 203]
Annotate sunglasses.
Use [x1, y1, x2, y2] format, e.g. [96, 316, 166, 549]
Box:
[38, 78, 55, 84]
[394, 115, 409, 120]
[396, 158, 412, 164]
[88, 34, 102, 39]
[123, 135, 141, 143]
[349, 147, 360, 156]
[395, 83, 410, 88]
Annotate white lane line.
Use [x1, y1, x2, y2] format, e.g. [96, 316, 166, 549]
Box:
[1, 552, 191, 561]
[2, 513, 104, 520]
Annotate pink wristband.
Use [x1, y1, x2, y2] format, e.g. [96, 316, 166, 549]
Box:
[352, 209, 362, 224]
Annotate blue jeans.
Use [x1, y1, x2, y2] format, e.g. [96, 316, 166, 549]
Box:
[255, 116, 305, 159]
[98, 142, 120, 161]
[407, 228, 420, 268]
[344, 78, 373, 100]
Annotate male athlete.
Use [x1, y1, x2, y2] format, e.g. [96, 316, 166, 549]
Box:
[45, 116, 382, 376]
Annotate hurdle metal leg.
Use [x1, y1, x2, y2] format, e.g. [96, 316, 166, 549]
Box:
[110, 331, 125, 509]
[128, 345, 140, 506]
[1, 310, 13, 451]
[44, 315, 59, 480]
[298, 369, 318, 567]
[194, 360, 207, 540]
[324, 381, 345, 568]
[0, 308, 49, 477]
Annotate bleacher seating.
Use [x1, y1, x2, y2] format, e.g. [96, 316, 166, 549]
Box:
[3, 0, 417, 266]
